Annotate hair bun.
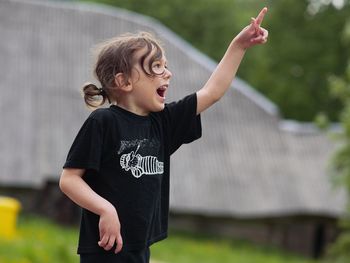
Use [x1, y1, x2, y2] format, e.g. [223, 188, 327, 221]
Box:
[82, 83, 107, 108]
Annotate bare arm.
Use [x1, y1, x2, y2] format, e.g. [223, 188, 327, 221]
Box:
[59, 168, 123, 253]
[196, 7, 268, 114]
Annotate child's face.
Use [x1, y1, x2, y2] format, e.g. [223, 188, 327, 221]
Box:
[128, 47, 172, 115]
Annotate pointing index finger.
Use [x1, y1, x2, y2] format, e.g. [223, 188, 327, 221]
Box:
[255, 7, 268, 25]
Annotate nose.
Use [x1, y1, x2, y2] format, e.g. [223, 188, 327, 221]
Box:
[164, 68, 172, 79]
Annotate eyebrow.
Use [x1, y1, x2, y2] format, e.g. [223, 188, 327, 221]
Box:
[160, 56, 168, 63]
[153, 58, 167, 64]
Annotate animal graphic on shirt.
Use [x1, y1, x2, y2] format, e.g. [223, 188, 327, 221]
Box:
[120, 145, 164, 178]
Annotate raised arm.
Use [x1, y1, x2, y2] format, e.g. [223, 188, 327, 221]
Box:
[196, 7, 268, 114]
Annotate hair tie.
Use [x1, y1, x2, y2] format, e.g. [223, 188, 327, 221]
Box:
[99, 88, 106, 96]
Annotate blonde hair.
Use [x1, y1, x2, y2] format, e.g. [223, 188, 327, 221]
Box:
[83, 32, 165, 108]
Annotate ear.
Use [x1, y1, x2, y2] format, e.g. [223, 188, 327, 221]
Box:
[114, 73, 132, 92]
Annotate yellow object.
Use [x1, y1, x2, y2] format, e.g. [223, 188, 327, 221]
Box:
[0, 196, 21, 239]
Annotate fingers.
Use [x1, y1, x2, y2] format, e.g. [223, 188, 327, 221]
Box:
[250, 17, 259, 35]
[115, 234, 123, 254]
[250, 17, 256, 27]
[99, 226, 123, 252]
[262, 28, 269, 39]
[98, 234, 111, 249]
[250, 17, 265, 38]
[255, 7, 268, 25]
[98, 210, 122, 253]
[98, 233, 123, 253]
[250, 28, 268, 44]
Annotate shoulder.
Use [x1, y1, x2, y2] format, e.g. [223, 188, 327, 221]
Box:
[88, 107, 115, 122]
[162, 93, 198, 117]
[81, 108, 117, 131]
[165, 93, 197, 109]
[151, 93, 198, 125]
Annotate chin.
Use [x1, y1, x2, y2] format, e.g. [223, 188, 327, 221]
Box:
[153, 103, 165, 112]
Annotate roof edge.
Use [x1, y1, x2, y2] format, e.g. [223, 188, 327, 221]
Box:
[16, 0, 280, 117]
[279, 119, 342, 135]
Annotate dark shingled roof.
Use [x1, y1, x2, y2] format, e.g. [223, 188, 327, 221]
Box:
[0, 0, 346, 218]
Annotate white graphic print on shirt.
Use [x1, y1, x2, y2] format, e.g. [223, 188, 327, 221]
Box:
[119, 143, 164, 178]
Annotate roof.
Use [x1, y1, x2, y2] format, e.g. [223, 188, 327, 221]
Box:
[0, 0, 346, 218]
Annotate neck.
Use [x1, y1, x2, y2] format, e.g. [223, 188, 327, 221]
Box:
[116, 99, 149, 116]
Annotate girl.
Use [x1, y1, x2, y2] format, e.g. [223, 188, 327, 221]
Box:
[59, 7, 268, 263]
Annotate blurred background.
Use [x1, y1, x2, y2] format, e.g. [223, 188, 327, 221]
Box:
[1, 0, 350, 262]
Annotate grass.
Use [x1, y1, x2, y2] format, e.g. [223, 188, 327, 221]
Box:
[0, 214, 78, 263]
[152, 230, 318, 263]
[0, 214, 319, 263]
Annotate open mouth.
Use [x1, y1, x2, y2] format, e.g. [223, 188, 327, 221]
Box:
[156, 85, 167, 98]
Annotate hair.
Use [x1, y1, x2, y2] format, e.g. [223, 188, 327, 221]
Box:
[82, 32, 165, 108]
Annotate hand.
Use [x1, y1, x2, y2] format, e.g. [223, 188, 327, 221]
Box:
[98, 207, 123, 254]
[233, 7, 269, 50]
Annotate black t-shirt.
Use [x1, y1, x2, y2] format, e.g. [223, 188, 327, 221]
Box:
[63, 93, 202, 253]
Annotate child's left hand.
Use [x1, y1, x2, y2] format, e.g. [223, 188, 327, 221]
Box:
[233, 7, 269, 50]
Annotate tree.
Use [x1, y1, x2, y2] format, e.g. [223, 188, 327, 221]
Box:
[323, 62, 350, 263]
[240, 0, 349, 121]
[83, 0, 350, 121]
[323, 15, 350, 262]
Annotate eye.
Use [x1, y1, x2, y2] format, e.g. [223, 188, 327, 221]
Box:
[152, 62, 165, 74]
[152, 63, 162, 69]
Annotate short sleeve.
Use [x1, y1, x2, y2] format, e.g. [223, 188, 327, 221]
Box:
[163, 93, 202, 154]
[63, 117, 103, 171]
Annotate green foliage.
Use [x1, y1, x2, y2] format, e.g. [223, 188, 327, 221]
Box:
[240, 0, 349, 121]
[152, 230, 317, 263]
[84, 0, 246, 60]
[328, 63, 350, 185]
[323, 61, 350, 262]
[82, 0, 350, 121]
[314, 112, 330, 130]
[326, 225, 350, 263]
[0, 214, 78, 263]
[0, 214, 318, 263]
